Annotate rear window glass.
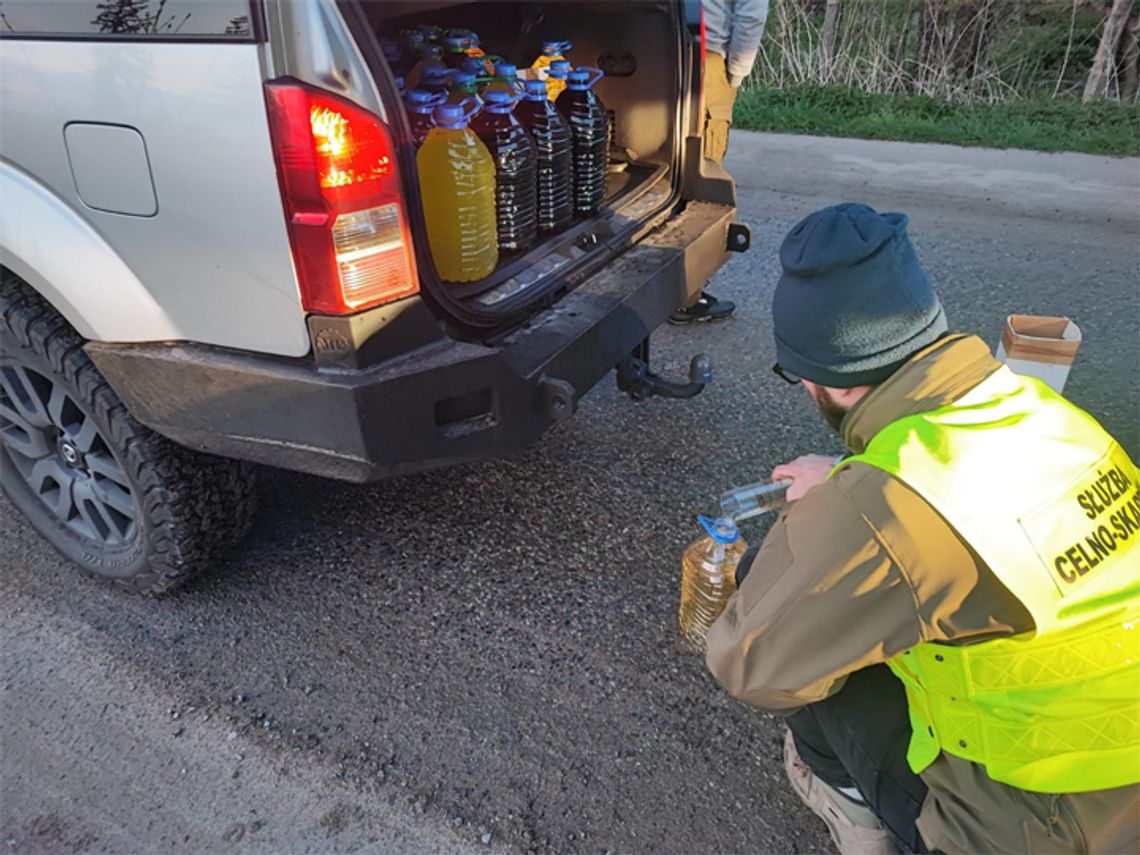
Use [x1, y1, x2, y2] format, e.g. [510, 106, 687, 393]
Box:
[0, 0, 254, 38]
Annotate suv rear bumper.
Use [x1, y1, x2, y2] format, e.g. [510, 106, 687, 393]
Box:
[88, 201, 736, 482]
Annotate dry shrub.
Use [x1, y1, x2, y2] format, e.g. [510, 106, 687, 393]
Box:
[751, 0, 1129, 103]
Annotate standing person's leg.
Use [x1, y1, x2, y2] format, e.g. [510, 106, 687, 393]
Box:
[670, 52, 737, 323]
[785, 664, 930, 854]
[703, 51, 737, 164]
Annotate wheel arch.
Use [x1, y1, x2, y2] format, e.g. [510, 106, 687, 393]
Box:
[0, 160, 181, 344]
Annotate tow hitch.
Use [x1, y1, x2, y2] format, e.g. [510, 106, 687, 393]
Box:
[616, 340, 712, 402]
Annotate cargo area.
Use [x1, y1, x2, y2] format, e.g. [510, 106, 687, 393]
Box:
[360, 1, 686, 321]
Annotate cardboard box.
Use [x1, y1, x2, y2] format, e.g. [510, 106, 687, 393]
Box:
[995, 314, 1082, 394]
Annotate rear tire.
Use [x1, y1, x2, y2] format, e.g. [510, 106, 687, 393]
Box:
[1, 273, 257, 594]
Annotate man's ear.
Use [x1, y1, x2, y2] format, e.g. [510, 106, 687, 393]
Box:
[829, 385, 874, 408]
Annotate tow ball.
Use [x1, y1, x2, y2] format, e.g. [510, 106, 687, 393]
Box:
[616, 340, 712, 402]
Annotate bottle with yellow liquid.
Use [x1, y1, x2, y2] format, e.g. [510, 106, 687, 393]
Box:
[417, 101, 499, 283]
[406, 43, 445, 92]
[531, 39, 572, 73]
[679, 516, 746, 653]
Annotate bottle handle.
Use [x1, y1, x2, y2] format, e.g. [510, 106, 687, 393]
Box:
[556, 40, 573, 54]
[698, 515, 739, 545]
[577, 66, 605, 89]
[458, 96, 482, 120]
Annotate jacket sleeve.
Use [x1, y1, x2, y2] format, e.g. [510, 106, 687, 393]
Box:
[726, 0, 769, 86]
[705, 472, 924, 713]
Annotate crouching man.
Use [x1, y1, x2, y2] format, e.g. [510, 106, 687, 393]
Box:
[706, 203, 1140, 854]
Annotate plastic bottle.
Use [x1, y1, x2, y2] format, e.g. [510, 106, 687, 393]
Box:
[417, 101, 499, 283]
[679, 516, 747, 653]
[419, 64, 453, 97]
[471, 89, 538, 254]
[416, 24, 442, 45]
[442, 31, 473, 69]
[404, 90, 446, 147]
[460, 56, 492, 86]
[380, 36, 405, 75]
[516, 79, 573, 235]
[545, 58, 571, 101]
[444, 27, 478, 50]
[483, 62, 523, 97]
[399, 28, 426, 72]
[406, 43, 445, 91]
[719, 479, 792, 523]
[458, 29, 502, 77]
[531, 39, 572, 73]
[556, 67, 609, 217]
[447, 70, 482, 108]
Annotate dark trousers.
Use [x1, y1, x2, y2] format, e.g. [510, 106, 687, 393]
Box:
[787, 664, 931, 854]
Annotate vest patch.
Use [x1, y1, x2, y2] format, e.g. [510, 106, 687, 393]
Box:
[1019, 444, 1140, 595]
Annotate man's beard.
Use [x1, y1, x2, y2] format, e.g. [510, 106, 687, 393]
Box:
[814, 387, 849, 432]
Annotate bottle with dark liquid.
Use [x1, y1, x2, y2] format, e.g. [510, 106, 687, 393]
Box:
[555, 67, 609, 217]
[471, 89, 538, 254]
[515, 79, 572, 235]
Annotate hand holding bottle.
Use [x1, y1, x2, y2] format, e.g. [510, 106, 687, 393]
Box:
[771, 454, 842, 501]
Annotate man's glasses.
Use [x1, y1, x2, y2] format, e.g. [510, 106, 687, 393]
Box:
[772, 363, 802, 385]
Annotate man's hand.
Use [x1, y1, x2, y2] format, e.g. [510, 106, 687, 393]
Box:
[772, 454, 839, 502]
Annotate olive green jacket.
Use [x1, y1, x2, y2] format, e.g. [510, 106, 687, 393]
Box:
[706, 333, 1139, 854]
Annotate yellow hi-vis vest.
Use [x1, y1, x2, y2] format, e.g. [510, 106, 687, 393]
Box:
[841, 365, 1140, 793]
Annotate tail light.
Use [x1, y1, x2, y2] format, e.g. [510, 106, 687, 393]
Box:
[264, 80, 418, 315]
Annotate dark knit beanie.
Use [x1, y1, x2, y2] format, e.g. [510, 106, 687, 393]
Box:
[773, 203, 947, 387]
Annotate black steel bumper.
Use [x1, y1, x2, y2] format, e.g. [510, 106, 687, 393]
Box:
[88, 201, 737, 482]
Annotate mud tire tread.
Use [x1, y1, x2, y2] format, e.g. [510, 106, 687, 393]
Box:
[1, 273, 257, 595]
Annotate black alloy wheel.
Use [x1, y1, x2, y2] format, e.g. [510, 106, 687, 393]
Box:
[1, 360, 139, 549]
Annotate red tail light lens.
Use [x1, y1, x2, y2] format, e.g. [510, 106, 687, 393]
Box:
[265, 80, 418, 315]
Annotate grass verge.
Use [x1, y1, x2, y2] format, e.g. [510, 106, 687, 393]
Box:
[733, 86, 1140, 157]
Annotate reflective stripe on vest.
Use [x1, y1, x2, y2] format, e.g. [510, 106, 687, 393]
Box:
[839, 366, 1140, 793]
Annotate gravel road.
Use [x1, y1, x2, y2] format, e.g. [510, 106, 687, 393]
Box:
[3, 132, 1138, 854]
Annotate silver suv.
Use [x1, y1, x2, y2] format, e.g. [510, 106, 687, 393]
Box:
[1, 0, 746, 593]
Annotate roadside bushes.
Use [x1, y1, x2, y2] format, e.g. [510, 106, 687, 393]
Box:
[752, 0, 1139, 104]
[738, 1, 1140, 154]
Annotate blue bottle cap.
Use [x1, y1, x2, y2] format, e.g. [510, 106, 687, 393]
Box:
[433, 103, 471, 129]
[451, 70, 477, 88]
[522, 79, 548, 100]
[698, 515, 740, 545]
[444, 33, 470, 51]
[405, 89, 444, 113]
[566, 67, 604, 90]
[547, 59, 571, 79]
[481, 89, 519, 112]
[461, 57, 486, 76]
[447, 27, 479, 43]
[380, 37, 401, 63]
[494, 62, 518, 78]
